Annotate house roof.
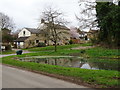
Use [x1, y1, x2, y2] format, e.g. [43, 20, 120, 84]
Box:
[88, 30, 99, 34]
[39, 23, 70, 30]
[77, 29, 85, 35]
[55, 24, 70, 30]
[25, 28, 41, 34]
[14, 37, 29, 42]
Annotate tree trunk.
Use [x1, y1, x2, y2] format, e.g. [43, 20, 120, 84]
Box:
[54, 42, 57, 52]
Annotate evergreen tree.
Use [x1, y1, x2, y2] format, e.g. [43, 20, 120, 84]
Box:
[96, 2, 120, 48]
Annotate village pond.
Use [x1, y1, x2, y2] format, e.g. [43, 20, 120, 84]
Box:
[19, 56, 119, 71]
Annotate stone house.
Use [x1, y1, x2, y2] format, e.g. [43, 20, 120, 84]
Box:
[15, 25, 70, 48]
[70, 27, 88, 44]
[87, 29, 99, 40]
[38, 22, 71, 46]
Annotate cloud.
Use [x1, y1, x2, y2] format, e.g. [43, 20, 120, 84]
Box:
[0, 0, 80, 31]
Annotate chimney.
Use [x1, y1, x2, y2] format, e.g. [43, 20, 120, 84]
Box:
[41, 19, 45, 24]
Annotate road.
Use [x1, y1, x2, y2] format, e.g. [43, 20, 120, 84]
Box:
[1, 65, 88, 88]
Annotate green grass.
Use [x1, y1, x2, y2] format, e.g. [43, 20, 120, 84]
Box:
[23, 43, 119, 58]
[88, 58, 119, 71]
[1, 50, 15, 55]
[22, 47, 119, 59]
[85, 47, 119, 58]
[80, 43, 93, 46]
[2, 56, 120, 88]
[17, 49, 80, 57]
[23, 43, 92, 52]
[0, 58, 2, 63]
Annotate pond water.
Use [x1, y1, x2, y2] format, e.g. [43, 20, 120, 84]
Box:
[20, 56, 119, 71]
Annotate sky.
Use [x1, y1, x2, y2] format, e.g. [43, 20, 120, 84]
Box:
[0, 0, 82, 31]
[0, 0, 118, 32]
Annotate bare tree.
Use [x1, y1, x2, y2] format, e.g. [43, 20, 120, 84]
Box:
[38, 6, 68, 52]
[0, 12, 15, 30]
[76, 0, 98, 30]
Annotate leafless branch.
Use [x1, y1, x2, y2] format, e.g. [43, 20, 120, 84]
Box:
[0, 12, 15, 30]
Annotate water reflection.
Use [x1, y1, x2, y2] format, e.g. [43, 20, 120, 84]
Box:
[20, 56, 119, 71]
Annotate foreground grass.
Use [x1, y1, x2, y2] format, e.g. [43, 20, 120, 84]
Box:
[2, 56, 119, 88]
[1, 50, 15, 55]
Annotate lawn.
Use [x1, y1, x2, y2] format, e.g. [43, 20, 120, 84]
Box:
[1, 50, 15, 55]
[23, 43, 92, 52]
[23, 43, 119, 59]
[85, 47, 119, 58]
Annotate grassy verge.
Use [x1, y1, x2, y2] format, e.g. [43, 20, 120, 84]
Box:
[1, 50, 15, 55]
[2, 56, 119, 88]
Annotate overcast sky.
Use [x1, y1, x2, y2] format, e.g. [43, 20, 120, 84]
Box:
[0, 0, 118, 31]
[0, 0, 83, 31]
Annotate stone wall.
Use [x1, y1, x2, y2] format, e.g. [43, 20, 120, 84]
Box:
[24, 34, 44, 48]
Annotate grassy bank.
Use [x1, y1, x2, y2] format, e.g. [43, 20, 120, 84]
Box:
[23, 43, 119, 58]
[23, 44, 81, 51]
[85, 47, 119, 58]
[2, 56, 119, 88]
[22, 47, 119, 59]
[1, 50, 15, 55]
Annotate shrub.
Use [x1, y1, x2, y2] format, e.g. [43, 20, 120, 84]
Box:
[69, 40, 73, 44]
[37, 42, 46, 47]
[90, 38, 99, 44]
[5, 45, 12, 50]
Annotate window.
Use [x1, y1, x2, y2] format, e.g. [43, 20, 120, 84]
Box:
[23, 31, 25, 36]
[44, 40, 47, 43]
[36, 40, 39, 43]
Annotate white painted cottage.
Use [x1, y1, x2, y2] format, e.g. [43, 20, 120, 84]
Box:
[14, 28, 43, 48]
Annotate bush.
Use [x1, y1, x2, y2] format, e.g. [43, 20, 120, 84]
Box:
[69, 40, 73, 44]
[5, 45, 12, 50]
[37, 42, 46, 47]
[80, 50, 86, 54]
[90, 38, 99, 44]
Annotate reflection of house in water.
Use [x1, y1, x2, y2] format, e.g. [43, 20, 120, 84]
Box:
[81, 63, 92, 69]
[43, 58, 72, 66]
[79, 61, 86, 68]
[26, 57, 99, 70]
[23, 57, 119, 71]
[38, 58, 88, 68]
[34, 58, 97, 69]
[80, 63, 98, 70]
